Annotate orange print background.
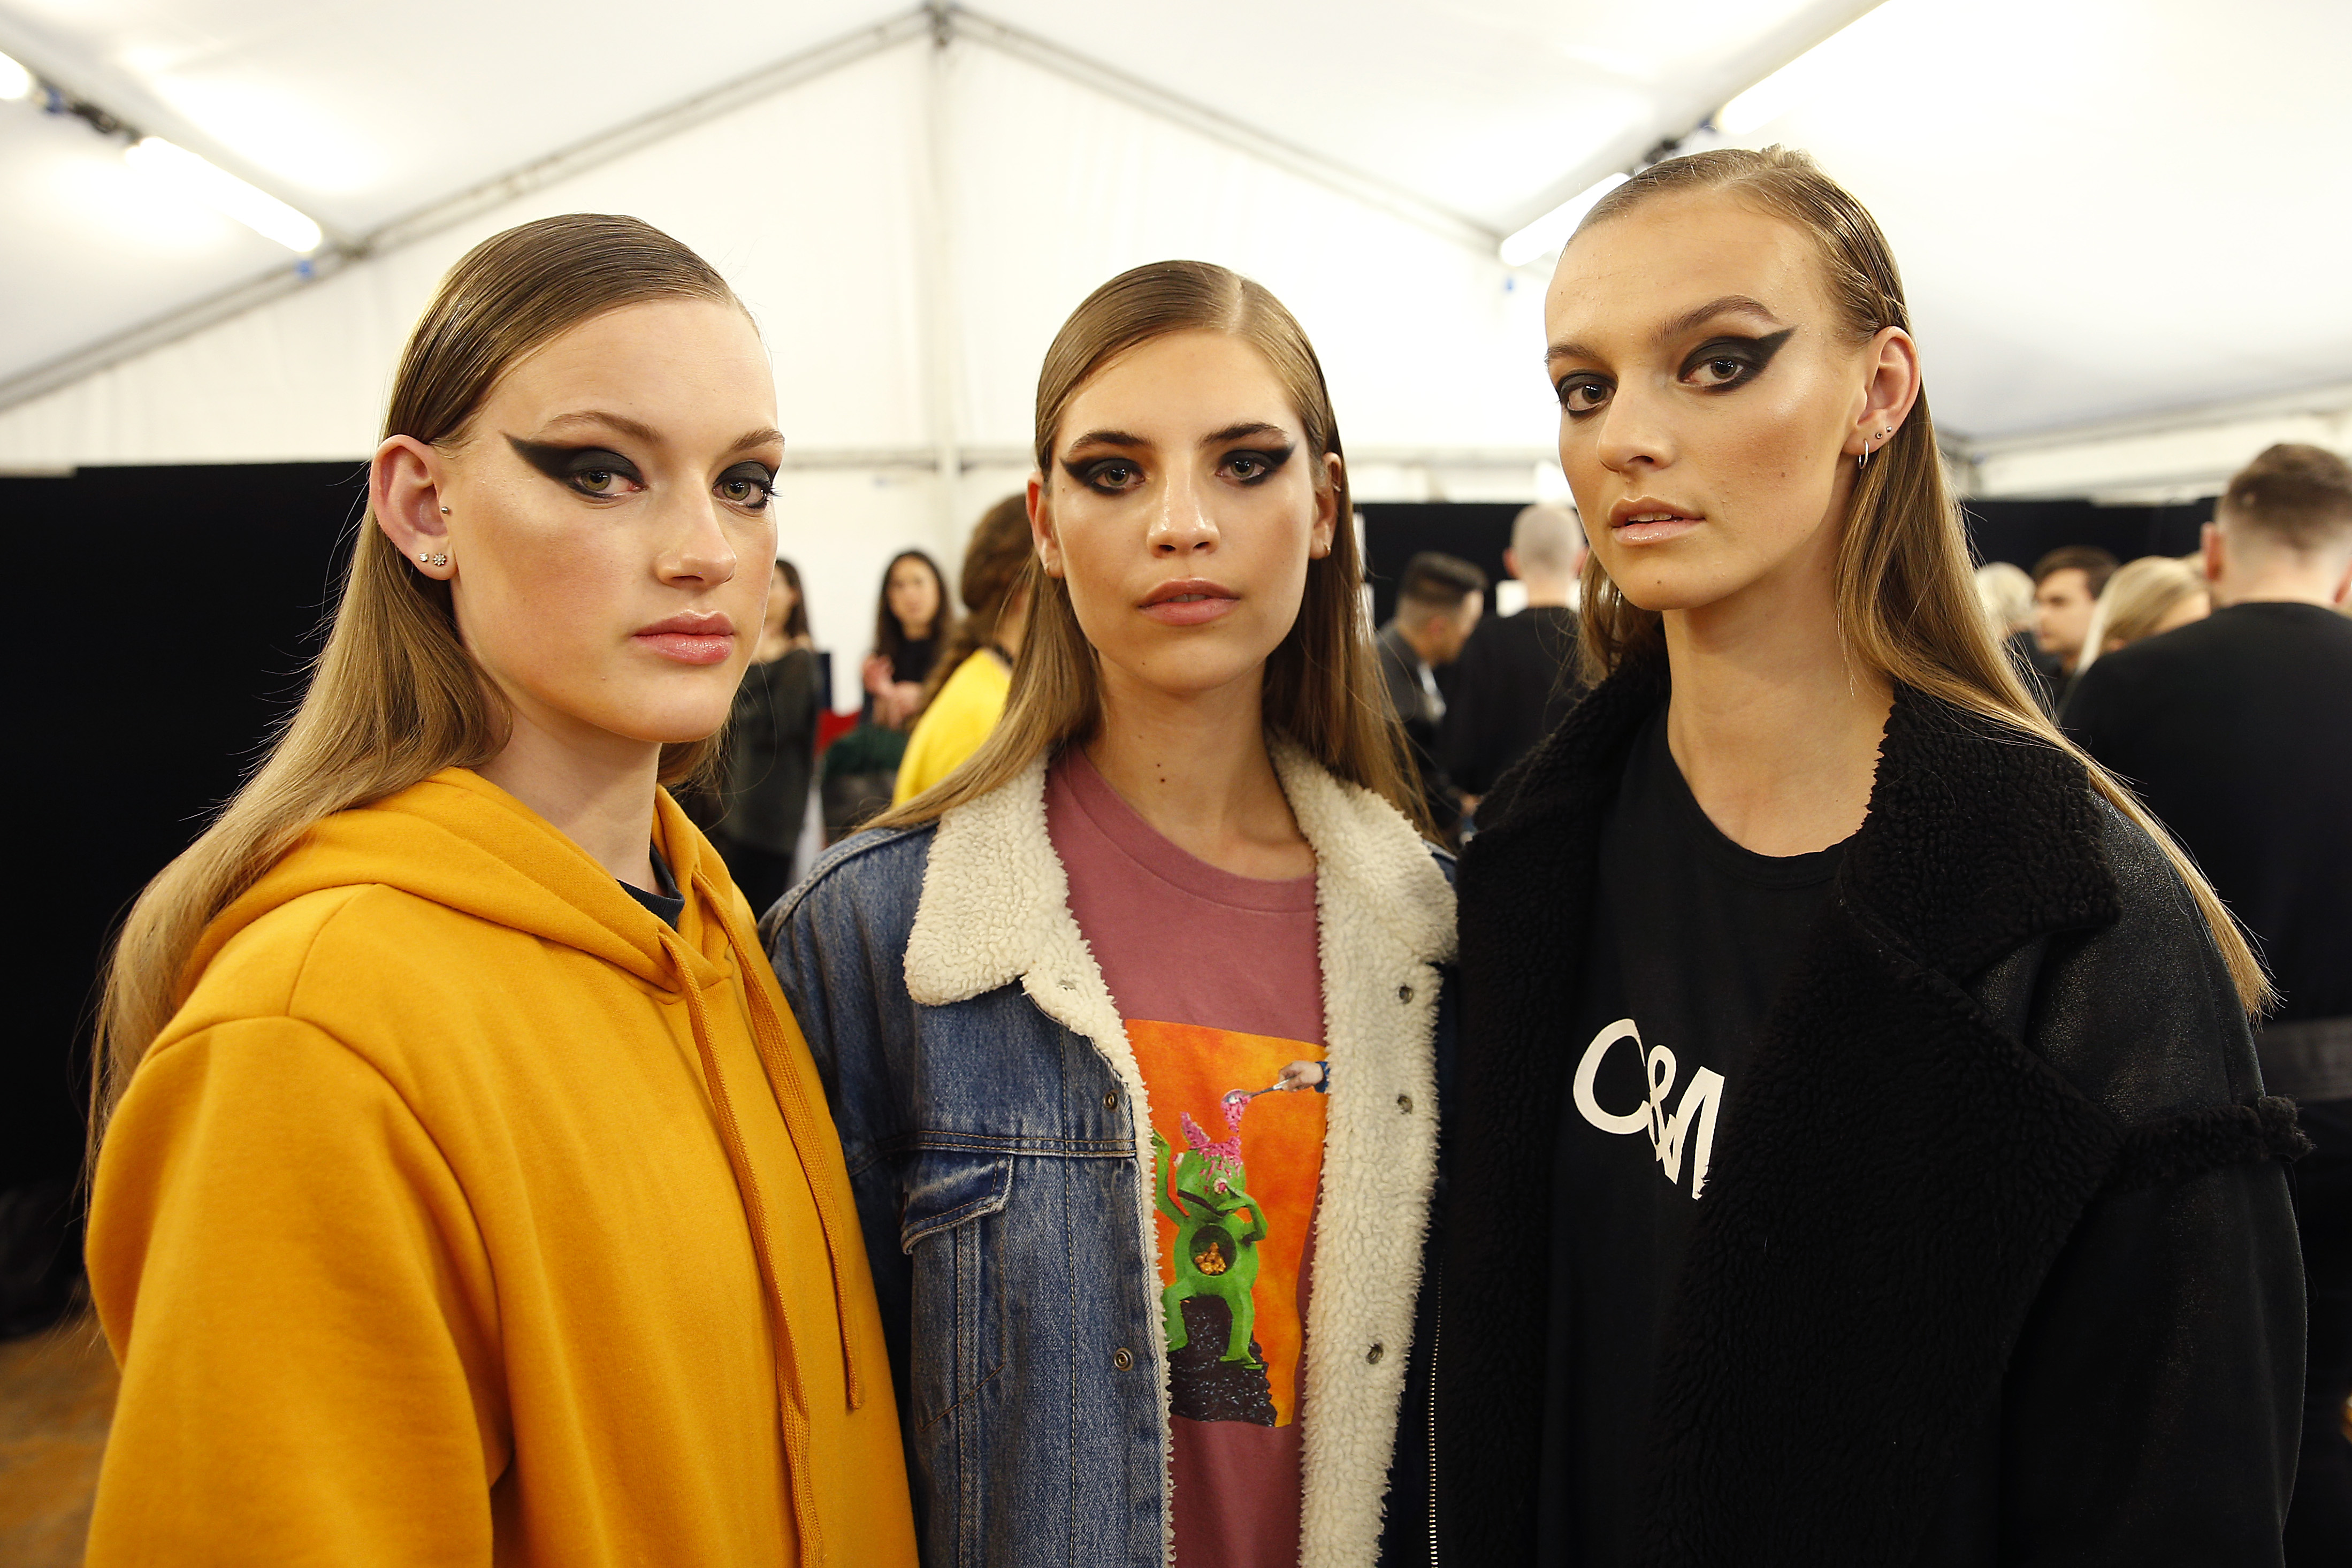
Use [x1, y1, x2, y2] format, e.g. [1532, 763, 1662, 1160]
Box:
[1127, 1019, 1327, 1427]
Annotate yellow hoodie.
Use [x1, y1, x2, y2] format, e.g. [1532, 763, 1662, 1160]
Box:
[86, 769, 916, 1567]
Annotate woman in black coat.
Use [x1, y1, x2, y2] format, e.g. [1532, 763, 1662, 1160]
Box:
[713, 558, 821, 912]
[1431, 149, 2307, 1566]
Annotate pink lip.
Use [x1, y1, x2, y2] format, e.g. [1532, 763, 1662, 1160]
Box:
[635, 611, 735, 666]
[1140, 578, 1239, 626]
[1608, 496, 1704, 545]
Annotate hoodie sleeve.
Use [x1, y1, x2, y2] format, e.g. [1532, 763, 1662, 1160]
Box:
[86, 1017, 509, 1567]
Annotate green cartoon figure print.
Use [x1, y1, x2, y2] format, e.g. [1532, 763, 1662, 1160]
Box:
[1152, 1087, 1271, 1369]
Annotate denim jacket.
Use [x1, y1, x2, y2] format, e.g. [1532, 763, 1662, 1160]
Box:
[766, 744, 1456, 1568]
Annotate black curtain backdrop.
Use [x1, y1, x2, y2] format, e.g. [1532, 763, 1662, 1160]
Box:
[0, 468, 2217, 1329]
[8, 460, 365, 1330]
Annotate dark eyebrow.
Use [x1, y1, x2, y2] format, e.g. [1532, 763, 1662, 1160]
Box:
[726, 426, 785, 457]
[534, 411, 782, 458]
[1064, 429, 1148, 452]
[1546, 294, 1788, 364]
[537, 409, 662, 446]
[1202, 421, 1291, 447]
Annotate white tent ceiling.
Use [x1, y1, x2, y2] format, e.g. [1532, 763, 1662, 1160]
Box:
[2, 0, 2347, 487]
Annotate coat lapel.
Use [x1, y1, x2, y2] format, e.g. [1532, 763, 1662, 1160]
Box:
[1443, 658, 2162, 1565]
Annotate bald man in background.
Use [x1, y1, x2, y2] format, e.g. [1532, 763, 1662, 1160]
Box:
[1441, 502, 1590, 814]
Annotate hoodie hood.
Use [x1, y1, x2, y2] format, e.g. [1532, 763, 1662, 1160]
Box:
[175, 766, 887, 1565]
[190, 768, 730, 1001]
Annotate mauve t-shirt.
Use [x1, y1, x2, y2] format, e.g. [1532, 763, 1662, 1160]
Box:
[1047, 747, 1326, 1568]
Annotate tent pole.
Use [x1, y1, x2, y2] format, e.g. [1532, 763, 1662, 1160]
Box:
[920, 2, 966, 540]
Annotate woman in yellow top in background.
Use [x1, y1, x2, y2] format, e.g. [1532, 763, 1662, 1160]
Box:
[893, 493, 1035, 802]
[83, 214, 915, 1568]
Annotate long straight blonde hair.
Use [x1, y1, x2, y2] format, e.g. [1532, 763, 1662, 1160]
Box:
[1572, 148, 2269, 1009]
[94, 213, 739, 1136]
[876, 260, 1422, 832]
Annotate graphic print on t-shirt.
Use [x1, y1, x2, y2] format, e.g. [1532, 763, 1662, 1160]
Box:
[1572, 1015, 1725, 1200]
[1129, 1019, 1327, 1428]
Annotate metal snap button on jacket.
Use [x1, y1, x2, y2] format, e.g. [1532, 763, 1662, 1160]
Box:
[1111, 1347, 1134, 1372]
[1397, 1093, 1414, 1114]
[1396, 983, 1414, 1003]
[1365, 1343, 1385, 1365]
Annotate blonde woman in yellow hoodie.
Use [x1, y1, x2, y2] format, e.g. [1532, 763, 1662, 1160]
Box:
[83, 214, 916, 1568]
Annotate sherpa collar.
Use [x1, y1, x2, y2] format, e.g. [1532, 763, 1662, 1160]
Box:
[905, 739, 1455, 1006]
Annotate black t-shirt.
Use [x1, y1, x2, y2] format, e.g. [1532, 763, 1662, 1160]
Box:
[1536, 712, 1847, 1565]
[619, 844, 685, 929]
[2062, 601, 2352, 1023]
[1441, 606, 1585, 796]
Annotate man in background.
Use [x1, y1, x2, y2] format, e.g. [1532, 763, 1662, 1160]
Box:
[1442, 503, 1589, 813]
[1377, 552, 1486, 843]
[2063, 442, 2352, 1565]
[2032, 544, 2119, 698]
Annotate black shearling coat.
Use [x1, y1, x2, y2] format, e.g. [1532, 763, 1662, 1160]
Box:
[1432, 655, 2309, 1567]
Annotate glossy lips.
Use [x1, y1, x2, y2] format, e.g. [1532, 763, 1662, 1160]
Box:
[1608, 496, 1704, 545]
[634, 610, 735, 665]
[1139, 577, 1240, 626]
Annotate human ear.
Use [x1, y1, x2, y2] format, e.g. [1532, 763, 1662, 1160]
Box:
[1847, 327, 1923, 459]
[1027, 472, 1065, 579]
[2200, 521, 2226, 586]
[372, 435, 455, 580]
[1308, 452, 1343, 560]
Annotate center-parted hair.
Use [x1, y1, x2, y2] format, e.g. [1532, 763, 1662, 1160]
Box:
[1567, 147, 2268, 1008]
[876, 259, 1421, 832]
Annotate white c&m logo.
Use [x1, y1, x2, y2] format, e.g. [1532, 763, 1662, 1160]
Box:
[1572, 1017, 1723, 1200]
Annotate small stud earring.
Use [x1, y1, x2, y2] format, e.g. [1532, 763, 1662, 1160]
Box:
[417, 552, 447, 568]
[440, 506, 450, 514]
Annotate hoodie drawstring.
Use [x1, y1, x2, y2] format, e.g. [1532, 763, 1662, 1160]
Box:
[698, 885, 872, 1411]
[658, 924, 829, 1566]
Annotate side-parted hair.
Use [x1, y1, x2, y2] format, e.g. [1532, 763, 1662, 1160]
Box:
[1570, 148, 2270, 1010]
[876, 259, 1422, 832]
[1395, 552, 1488, 618]
[2222, 441, 2352, 552]
[95, 213, 743, 1135]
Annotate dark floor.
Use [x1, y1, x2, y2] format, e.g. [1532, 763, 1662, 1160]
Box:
[0, 1315, 114, 1567]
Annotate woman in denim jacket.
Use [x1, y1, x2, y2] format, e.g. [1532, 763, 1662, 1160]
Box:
[766, 261, 1454, 1568]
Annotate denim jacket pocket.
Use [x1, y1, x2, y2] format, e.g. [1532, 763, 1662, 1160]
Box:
[898, 1149, 1015, 1432]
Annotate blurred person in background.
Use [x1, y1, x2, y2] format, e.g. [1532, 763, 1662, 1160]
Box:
[863, 549, 950, 728]
[1973, 559, 2052, 712]
[713, 558, 821, 914]
[2071, 554, 2210, 677]
[2064, 442, 2352, 1564]
[1441, 502, 1589, 812]
[824, 549, 954, 840]
[1377, 550, 1485, 841]
[894, 495, 1033, 803]
[2031, 543, 2118, 695]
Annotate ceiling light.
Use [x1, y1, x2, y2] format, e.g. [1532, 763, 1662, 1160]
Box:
[124, 136, 323, 253]
[0, 50, 34, 101]
[1499, 173, 1630, 268]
